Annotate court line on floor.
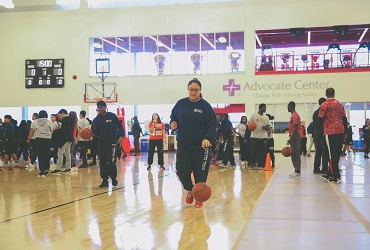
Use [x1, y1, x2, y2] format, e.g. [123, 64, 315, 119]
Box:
[330, 183, 370, 234]
[0, 172, 171, 224]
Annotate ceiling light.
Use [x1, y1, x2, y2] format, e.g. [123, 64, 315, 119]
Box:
[93, 43, 103, 49]
[218, 36, 227, 43]
[0, 0, 14, 8]
[307, 31, 311, 45]
[358, 28, 368, 43]
[255, 34, 262, 47]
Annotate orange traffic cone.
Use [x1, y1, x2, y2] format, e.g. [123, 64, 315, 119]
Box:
[264, 153, 273, 171]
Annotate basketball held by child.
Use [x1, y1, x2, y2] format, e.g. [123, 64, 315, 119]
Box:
[248, 121, 257, 131]
[192, 182, 212, 202]
[281, 146, 292, 157]
[80, 128, 93, 140]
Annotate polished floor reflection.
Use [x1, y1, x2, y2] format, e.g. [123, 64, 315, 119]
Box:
[0, 153, 269, 250]
[235, 153, 370, 249]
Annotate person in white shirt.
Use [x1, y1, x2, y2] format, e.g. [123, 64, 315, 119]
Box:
[248, 104, 271, 170]
[77, 110, 91, 168]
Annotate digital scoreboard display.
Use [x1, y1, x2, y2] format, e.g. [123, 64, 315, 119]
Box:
[25, 59, 64, 88]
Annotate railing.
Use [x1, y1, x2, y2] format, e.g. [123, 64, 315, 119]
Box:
[255, 51, 370, 74]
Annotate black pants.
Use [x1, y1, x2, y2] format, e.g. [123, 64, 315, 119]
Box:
[90, 136, 98, 163]
[266, 138, 275, 167]
[222, 140, 235, 165]
[364, 137, 370, 155]
[148, 139, 164, 165]
[98, 140, 117, 181]
[249, 138, 267, 168]
[313, 135, 329, 173]
[18, 141, 29, 161]
[29, 139, 37, 164]
[176, 143, 210, 191]
[50, 146, 58, 164]
[239, 136, 247, 161]
[327, 134, 344, 180]
[134, 136, 140, 153]
[78, 141, 89, 164]
[300, 137, 307, 155]
[36, 138, 51, 172]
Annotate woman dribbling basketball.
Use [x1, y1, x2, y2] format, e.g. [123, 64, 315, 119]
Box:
[170, 78, 217, 208]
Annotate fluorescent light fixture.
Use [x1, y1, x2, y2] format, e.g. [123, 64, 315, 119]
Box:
[307, 31, 311, 45]
[199, 33, 216, 49]
[99, 37, 129, 52]
[255, 34, 262, 47]
[358, 28, 368, 43]
[148, 35, 172, 52]
[0, 0, 14, 8]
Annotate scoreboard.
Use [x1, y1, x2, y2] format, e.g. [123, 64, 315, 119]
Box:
[25, 59, 64, 88]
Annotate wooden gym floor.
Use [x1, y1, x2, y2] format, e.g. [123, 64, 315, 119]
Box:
[0, 153, 269, 250]
[2, 151, 370, 249]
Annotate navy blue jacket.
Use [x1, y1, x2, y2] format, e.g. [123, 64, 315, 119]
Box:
[93, 112, 124, 143]
[170, 97, 217, 146]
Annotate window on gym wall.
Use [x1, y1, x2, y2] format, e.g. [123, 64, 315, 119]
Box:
[255, 24, 370, 75]
[90, 32, 244, 76]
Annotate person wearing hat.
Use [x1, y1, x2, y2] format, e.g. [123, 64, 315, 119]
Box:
[92, 101, 125, 188]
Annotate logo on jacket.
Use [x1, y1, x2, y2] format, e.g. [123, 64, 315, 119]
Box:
[194, 108, 203, 113]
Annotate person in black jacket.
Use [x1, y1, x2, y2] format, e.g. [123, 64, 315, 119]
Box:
[93, 101, 125, 188]
[18, 120, 30, 162]
[2, 115, 18, 168]
[363, 118, 370, 159]
[50, 109, 75, 174]
[131, 116, 144, 156]
[218, 113, 235, 167]
[312, 97, 328, 175]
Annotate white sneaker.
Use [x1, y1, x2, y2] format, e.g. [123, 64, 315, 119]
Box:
[49, 164, 57, 171]
[26, 163, 35, 168]
[289, 172, 301, 178]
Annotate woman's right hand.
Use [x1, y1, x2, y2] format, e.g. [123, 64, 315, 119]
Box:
[171, 121, 178, 130]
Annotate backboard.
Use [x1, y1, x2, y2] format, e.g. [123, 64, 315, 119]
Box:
[84, 82, 118, 103]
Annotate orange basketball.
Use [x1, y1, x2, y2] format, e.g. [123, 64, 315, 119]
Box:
[282, 146, 292, 157]
[248, 121, 257, 131]
[72, 75, 77, 79]
[192, 182, 212, 202]
[80, 127, 93, 140]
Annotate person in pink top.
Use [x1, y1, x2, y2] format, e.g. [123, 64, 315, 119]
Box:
[147, 113, 166, 170]
[318, 87, 347, 183]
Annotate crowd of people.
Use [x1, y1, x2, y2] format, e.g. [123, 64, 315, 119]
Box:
[1, 83, 370, 204]
[213, 104, 275, 171]
[0, 109, 98, 173]
[0, 102, 125, 188]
